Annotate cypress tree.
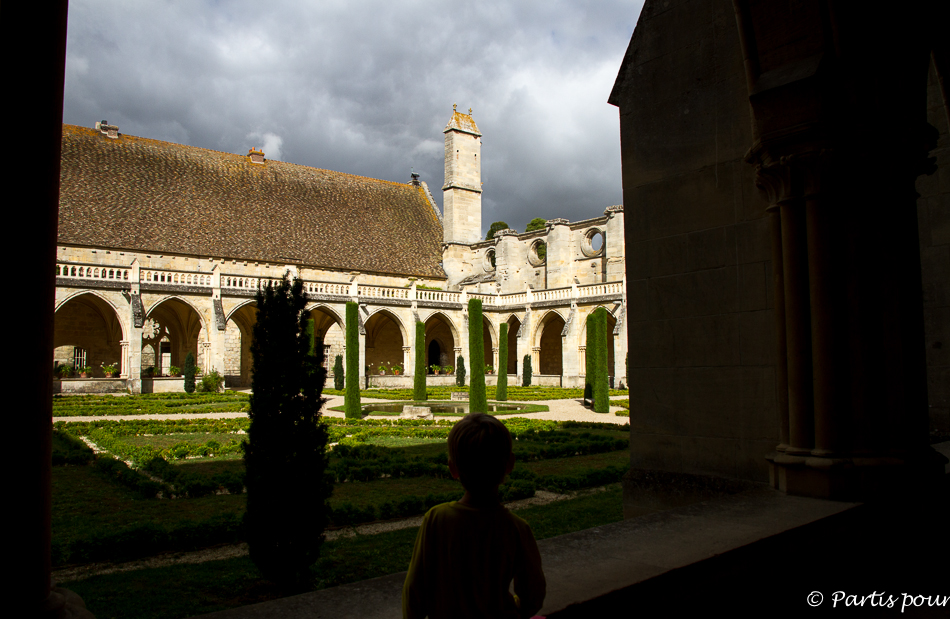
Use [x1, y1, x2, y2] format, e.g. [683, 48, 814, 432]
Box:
[183, 352, 196, 394]
[243, 272, 331, 587]
[468, 299, 487, 412]
[413, 321, 427, 401]
[593, 308, 610, 413]
[585, 315, 595, 405]
[456, 355, 466, 387]
[344, 302, 361, 418]
[333, 355, 344, 391]
[523, 354, 532, 387]
[497, 323, 508, 401]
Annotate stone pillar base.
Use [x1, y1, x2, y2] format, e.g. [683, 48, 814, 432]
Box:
[766, 449, 947, 501]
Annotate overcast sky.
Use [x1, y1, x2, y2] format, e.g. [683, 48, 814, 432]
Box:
[63, 0, 644, 237]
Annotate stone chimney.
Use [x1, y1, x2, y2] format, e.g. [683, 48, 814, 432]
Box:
[248, 147, 265, 164]
[95, 120, 118, 139]
[410, 171, 421, 186]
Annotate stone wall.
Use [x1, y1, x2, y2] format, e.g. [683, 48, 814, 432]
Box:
[615, 0, 777, 481]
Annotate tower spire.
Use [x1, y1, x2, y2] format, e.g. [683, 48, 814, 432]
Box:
[442, 105, 482, 245]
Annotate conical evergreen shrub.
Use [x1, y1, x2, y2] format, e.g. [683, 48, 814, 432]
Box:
[497, 323, 508, 401]
[414, 322, 427, 401]
[244, 272, 332, 587]
[183, 352, 196, 394]
[468, 299, 487, 412]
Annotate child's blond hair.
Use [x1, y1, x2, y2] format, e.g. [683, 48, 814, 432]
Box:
[447, 413, 513, 493]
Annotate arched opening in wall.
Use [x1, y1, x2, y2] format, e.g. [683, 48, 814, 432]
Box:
[425, 313, 456, 372]
[482, 315, 495, 371]
[506, 316, 521, 375]
[528, 239, 547, 267]
[226, 302, 257, 388]
[428, 340, 442, 372]
[584, 308, 617, 382]
[307, 306, 344, 374]
[365, 310, 405, 374]
[581, 228, 605, 257]
[538, 312, 565, 376]
[145, 298, 204, 378]
[53, 293, 123, 377]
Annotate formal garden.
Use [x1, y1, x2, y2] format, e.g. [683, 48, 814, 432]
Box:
[52, 399, 630, 618]
[50, 281, 632, 619]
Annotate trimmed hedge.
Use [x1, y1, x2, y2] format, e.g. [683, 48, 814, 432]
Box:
[414, 321, 427, 400]
[51, 429, 94, 465]
[456, 355, 466, 387]
[468, 298, 487, 412]
[52, 512, 245, 567]
[52, 392, 250, 417]
[497, 322, 508, 401]
[92, 455, 167, 499]
[333, 355, 345, 391]
[345, 302, 361, 418]
[523, 355, 532, 386]
[184, 352, 196, 394]
[592, 307, 609, 413]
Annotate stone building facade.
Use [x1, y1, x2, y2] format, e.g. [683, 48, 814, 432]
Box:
[53, 110, 627, 393]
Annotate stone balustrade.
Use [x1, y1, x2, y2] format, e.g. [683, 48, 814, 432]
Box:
[142, 269, 214, 287]
[416, 289, 461, 303]
[58, 263, 624, 305]
[533, 286, 572, 302]
[468, 293, 497, 306]
[500, 292, 528, 305]
[57, 263, 131, 281]
[302, 281, 349, 296]
[357, 285, 410, 299]
[578, 282, 623, 298]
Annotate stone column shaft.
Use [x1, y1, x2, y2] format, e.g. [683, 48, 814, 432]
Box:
[780, 200, 814, 454]
[806, 195, 845, 456]
[769, 209, 790, 451]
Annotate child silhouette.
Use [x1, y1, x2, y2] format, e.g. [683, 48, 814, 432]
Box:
[402, 413, 546, 618]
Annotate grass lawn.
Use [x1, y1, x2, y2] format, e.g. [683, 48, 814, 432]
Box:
[61, 485, 624, 619]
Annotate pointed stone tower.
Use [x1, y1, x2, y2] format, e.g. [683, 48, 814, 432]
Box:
[442, 104, 482, 244]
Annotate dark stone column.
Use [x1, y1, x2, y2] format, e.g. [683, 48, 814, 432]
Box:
[5, 1, 94, 616]
[737, 1, 947, 499]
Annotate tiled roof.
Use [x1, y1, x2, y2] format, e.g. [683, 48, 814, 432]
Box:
[58, 125, 446, 279]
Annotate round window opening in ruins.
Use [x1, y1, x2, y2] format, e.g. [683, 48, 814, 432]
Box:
[484, 248, 496, 271]
[581, 229, 605, 258]
[528, 240, 547, 267]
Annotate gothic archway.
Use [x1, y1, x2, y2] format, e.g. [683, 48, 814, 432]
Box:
[53, 292, 124, 376]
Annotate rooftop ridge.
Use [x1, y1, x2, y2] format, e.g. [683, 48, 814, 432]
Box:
[61, 124, 426, 189]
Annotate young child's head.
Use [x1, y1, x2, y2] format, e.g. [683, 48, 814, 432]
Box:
[447, 413, 514, 494]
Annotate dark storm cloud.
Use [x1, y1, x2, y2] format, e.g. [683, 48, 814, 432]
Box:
[64, 0, 643, 236]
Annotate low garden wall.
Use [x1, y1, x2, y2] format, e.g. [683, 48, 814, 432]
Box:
[140, 377, 185, 394]
[53, 379, 128, 394]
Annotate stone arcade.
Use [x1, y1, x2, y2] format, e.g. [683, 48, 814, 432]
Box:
[53, 109, 627, 393]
